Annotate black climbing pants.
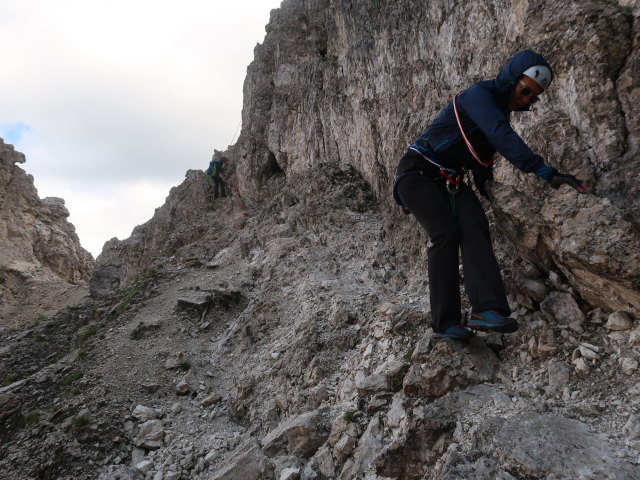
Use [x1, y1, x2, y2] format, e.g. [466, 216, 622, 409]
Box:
[213, 176, 226, 198]
[396, 174, 510, 332]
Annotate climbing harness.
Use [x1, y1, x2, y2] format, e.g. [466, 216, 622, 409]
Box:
[406, 146, 464, 215]
[453, 93, 497, 167]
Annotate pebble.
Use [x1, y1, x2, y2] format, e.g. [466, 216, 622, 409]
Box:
[623, 415, 640, 440]
[579, 345, 599, 361]
[605, 312, 634, 331]
[620, 358, 638, 375]
[573, 358, 590, 377]
[204, 451, 217, 465]
[135, 460, 154, 473]
[133, 405, 160, 422]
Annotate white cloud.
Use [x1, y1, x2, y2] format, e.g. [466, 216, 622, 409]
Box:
[0, 0, 281, 257]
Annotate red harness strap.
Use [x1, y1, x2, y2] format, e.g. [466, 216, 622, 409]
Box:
[407, 146, 463, 185]
[453, 93, 496, 167]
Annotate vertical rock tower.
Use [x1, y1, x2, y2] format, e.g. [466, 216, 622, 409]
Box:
[0, 138, 94, 323]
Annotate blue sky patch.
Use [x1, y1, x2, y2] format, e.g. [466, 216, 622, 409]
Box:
[0, 122, 32, 144]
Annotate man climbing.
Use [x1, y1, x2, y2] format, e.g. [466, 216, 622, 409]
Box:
[393, 49, 587, 340]
[206, 155, 228, 199]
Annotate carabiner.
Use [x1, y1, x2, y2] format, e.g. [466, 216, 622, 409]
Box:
[446, 179, 459, 195]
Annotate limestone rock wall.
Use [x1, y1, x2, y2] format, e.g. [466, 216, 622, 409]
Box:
[237, 0, 633, 197]
[0, 139, 93, 321]
[231, 0, 640, 316]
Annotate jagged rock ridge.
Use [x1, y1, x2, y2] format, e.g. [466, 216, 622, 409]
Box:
[0, 138, 93, 325]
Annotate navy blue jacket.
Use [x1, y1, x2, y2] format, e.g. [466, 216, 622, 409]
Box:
[207, 159, 224, 177]
[400, 50, 554, 188]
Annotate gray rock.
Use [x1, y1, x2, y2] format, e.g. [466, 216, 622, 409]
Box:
[540, 292, 585, 325]
[97, 465, 144, 480]
[210, 439, 273, 480]
[337, 459, 357, 480]
[622, 415, 640, 440]
[175, 370, 197, 395]
[311, 446, 335, 478]
[132, 405, 160, 422]
[130, 448, 146, 467]
[176, 292, 211, 310]
[605, 311, 635, 331]
[204, 450, 218, 466]
[410, 334, 433, 363]
[7, 3, 636, 480]
[482, 332, 504, 353]
[474, 412, 638, 479]
[403, 338, 499, 398]
[578, 345, 599, 361]
[0, 379, 27, 394]
[333, 434, 358, 463]
[141, 383, 161, 393]
[0, 392, 21, 422]
[300, 466, 318, 480]
[327, 414, 360, 446]
[279, 467, 300, 480]
[135, 419, 164, 450]
[200, 392, 222, 407]
[620, 358, 638, 375]
[194, 458, 206, 474]
[165, 352, 187, 370]
[262, 409, 331, 458]
[438, 454, 518, 480]
[522, 279, 548, 302]
[163, 471, 181, 480]
[588, 308, 604, 324]
[386, 394, 406, 428]
[354, 372, 389, 395]
[338, 414, 383, 480]
[572, 357, 590, 377]
[547, 361, 571, 393]
[135, 460, 153, 473]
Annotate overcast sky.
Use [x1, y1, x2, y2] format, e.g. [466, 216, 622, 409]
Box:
[0, 0, 282, 257]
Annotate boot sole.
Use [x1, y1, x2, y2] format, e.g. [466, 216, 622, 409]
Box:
[467, 321, 518, 334]
[432, 332, 475, 340]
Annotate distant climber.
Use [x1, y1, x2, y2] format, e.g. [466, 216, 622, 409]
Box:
[393, 49, 588, 340]
[205, 156, 229, 199]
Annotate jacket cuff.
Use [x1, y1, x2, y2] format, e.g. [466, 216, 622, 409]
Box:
[535, 165, 555, 180]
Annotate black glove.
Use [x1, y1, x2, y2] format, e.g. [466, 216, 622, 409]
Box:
[472, 165, 494, 200]
[547, 170, 589, 193]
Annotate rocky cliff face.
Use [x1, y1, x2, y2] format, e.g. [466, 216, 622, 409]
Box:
[0, 139, 93, 324]
[3, 1, 640, 479]
[234, 0, 640, 317]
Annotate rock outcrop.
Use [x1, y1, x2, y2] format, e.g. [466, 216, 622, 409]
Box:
[0, 139, 93, 324]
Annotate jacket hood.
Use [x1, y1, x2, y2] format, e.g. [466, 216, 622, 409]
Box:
[494, 50, 553, 97]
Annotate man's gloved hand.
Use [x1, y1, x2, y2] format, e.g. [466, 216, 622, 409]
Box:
[547, 170, 589, 193]
[472, 165, 494, 200]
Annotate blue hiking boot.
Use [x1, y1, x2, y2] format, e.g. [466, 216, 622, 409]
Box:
[432, 324, 475, 340]
[467, 310, 518, 333]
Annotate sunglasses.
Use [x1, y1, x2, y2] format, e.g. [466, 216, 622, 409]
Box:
[519, 81, 539, 103]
